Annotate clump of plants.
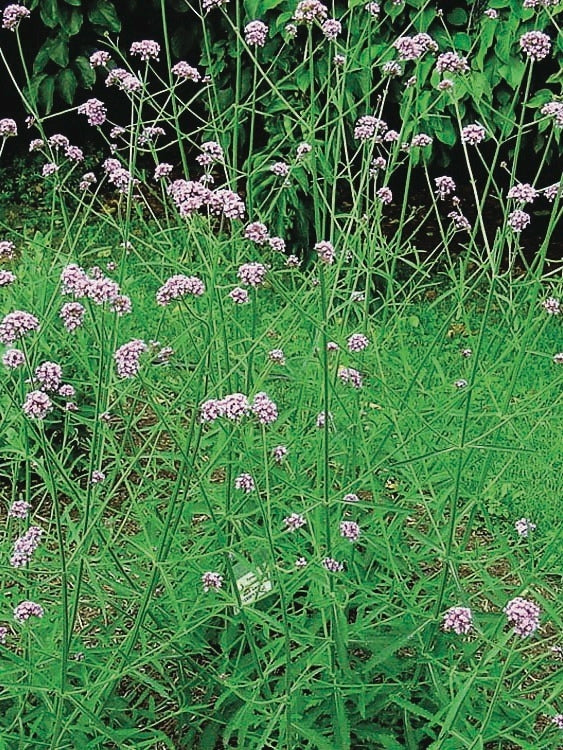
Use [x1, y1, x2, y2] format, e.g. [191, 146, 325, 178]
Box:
[0, 1, 562, 748]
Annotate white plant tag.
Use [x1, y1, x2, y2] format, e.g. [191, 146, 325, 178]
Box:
[234, 565, 273, 610]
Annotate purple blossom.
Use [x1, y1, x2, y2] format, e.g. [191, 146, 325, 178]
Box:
[2, 4, 30, 31]
[42, 163, 59, 178]
[130, 40, 160, 61]
[237, 262, 268, 287]
[435, 51, 469, 73]
[393, 36, 425, 61]
[229, 287, 250, 304]
[542, 297, 560, 315]
[11, 525, 43, 567]
[22, 391, 52, 420]
[35, 362, 63, 392]
[0, 270, 16, 286]
[0, 240, 15, 260]
[8, 500, 31, 519]
[338, 366, 363, 388]
[77, 98, 107, 127]
[251, 391, 278, 425]
[316, 411, 333, 428]
[244, 222, 269, 244]
[343, 493, 360, 503]
[171, 61, 201, 82]
[283, 513, 306, 531]
[156, 275, 205, 305]
[0, 118, 17, 137]
[199, 398, 225, 423]
[14, 601, 44, 623]
[105, 68, 142, 93]
[222, 393, 251, 421]
[202, 571, 223, 591]
[442, 606, 473, 635]
[244, 20, 268, 47]
[272, 445, 288, 462]
[411, 134, 433, 148]
[58, 384, 75, 398]
[365, 2, 380, 16]
[79, 172, 97, 191]
[2, 348, 25, 368]
[322, 557, 344, 572]
[234, 473, 255, 493]
[89, 50, 111, 68]
[268, 349, 285, 365]
[508, 210, 531, 232]
[314, 240, 335, 265]
[321, 18, 341, 41]
[296, 142, 312, 159]
[347, 333, 369, 352]
[196, 140, 224, 167]
[377, 187, 393, 204]
[354, 115, 387, 141]
[114, 339, 147, 379]
[270, 162, 290, 178]
[90, 470, 106, 484]
[154, 163, 173, 180]
[340, 520, 361, 541]
[435, 176, 456, 199]
[293, 0, 328, 24]
[60, 302, 86, 332]
[519, 31, 551, 61]
[461, 123, 486, 144]
[515, 518, 536, 537]
[202, 0, 228, 10]
[507, 183, 538, 203]
[0, 311, 40, 344]
[268, 236, 286, 252]
[504, 596, 540, 637]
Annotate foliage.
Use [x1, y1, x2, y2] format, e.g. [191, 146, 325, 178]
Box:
[0, 1, 562, 748]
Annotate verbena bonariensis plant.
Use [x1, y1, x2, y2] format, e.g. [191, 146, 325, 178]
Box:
[0, 1, 562, 748]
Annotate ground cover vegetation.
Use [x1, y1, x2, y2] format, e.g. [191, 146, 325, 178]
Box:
[0, 0, 562, 748]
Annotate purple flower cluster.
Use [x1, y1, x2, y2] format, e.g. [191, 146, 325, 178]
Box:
[338, 366, 363, 388]
[11, 526, 43, 568]
[0, 270, 16, 286]
[200, 391, 278, 425]
[60, 302, 86, 332]
[283, 513, 306, 531]
[0, 310, 40, 344]
[8, 500, 31, 519]
[105, 68, 142, 93]
[435, 176, 456, 199]
[237, 262, 268, 287]
[14, 601, 44, 623]
[321, 18, 341, 41]
[114, 339, 147, 379]
[2, 348, 25, 368]
[156, 275, 205, 305]
[507, 183, 538, 203]
[130, 40, 160, 61]
[0, 118, 17, 137]
[293, 0, 328, 24]
[515, 518, 536, 537]
[272, 445, 288, 462]
[2, 4, 30, 31]
[35, 361, 63, 391]
[202, 571, 223, 591]
[0, 240, 15, 260]
[229, 287, 249, 304]
[519, 31, 551, 61]
[340, 520, 361, 541]
[172, 61, 201, 82]
[508, 209, 531, 232]
[77, 98, 107, 127]
[442, 606, 473, 635]
[322, 557, 344, 572]
[347, 333, 369, 352]
[167, 179, 245, 221]
[244, 21, 268, 47]
[89, 50, 111, 68]
[103, 158, 139, 194]
[504, 597, 540, 637]
[235, 473, 255, 493]
[354, 115, 388, 141]
[461, 123, 486, 145]
[22, 391, 52, 419]
[314, 240, 335, 265]
[435, 51, 469, 74]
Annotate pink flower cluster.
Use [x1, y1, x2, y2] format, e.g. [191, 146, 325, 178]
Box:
[237, 262, 268, 287]
[8, 500, 31, 519]
[0, 310, 40, 344]
[77, 98, 107, 127]
[200, 391, 278, 425]
[435, 176, 456, 199]
[338, 366, 363, 388]
[171, 61, 201, 82]
[35, 361, 63, 391]
[393, 33, 437, 61]
[503, 596, 540, 637]
[244, 21, 268, 47]
[284, 513, 306, 531]
[436, 51, 469, 74]
[461, 123, 486, 145]
[293, 0, 328, 24]
[354, 115, 388, 141]
[519, 31, 551, 61]
[167, 179, 245, 220]
[105, 68, 142, 93]
[14, 601, 44, 623]
[347, 333, 369, 352]
[314, 240, 335, 265]
[156, 275, 205, 305]
[114, 339, 147, 379]
[442, 606, 473, 635]
[130, 40, 160, 61]
[2, 4, 30, 31]
[61, 263, 128, 310]
[0, 118, 17, 137]
[89, 50, 111, 68]
[202, 571, 223, 591]
[11, 526, 43, 568]
[22, 391, 52, 419]
[235, 473, 255, 493]
[340, 520, 361, 541]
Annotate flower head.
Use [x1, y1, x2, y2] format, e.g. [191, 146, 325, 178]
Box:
[0, 311, 40, 345]
[519, 31, 551, 61]
[14, 601, 44, 623]
[156, 275, 205, 305]
[0, 118, 17, 137]
[2, 4, 30, 31]
[234, 472, 255, 493]
[114, 339, 147, 378]
[77, 98, 107, 127]
[202, 571, 223, 591]
[130, 40, 160, 61]
[515, 518, 536, 537]
[442, 606, 473, 635]
[23, 391, 52, 419]
[244, 20, 268, 47]
[504, 596, 540, 637]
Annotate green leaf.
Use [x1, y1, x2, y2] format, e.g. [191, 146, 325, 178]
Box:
[60, 7, 82, 35]
[446, 7, 468, 25]
[453, 32, 471, 52]
[48, 35, 69, 67]
[40, 0, 60, 28]
[63, 0, 82, 5]
[56, 67, 77, 103]
[74, 55, 95, 88]
[39, 74, 56, 113]
[88, 0, 121, 32]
